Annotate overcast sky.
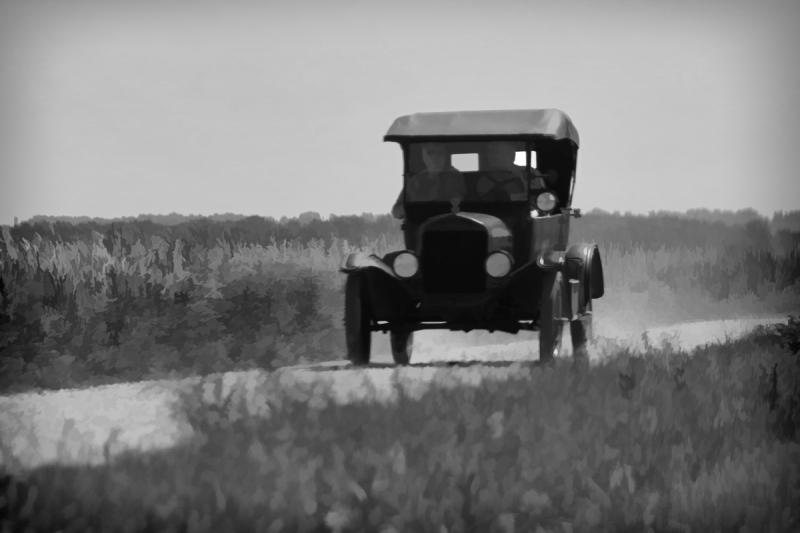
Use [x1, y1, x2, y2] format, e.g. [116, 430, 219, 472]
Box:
[1, 0, 799, 223]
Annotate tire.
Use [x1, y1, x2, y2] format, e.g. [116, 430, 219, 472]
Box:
[390, 329, 413, 365]
[344, 273, 371, 365]
[570, 300, 593, 358]
[539, 272, 564, 363]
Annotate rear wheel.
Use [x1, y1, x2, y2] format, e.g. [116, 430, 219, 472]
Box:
[345, 273, 371, 365]
[390, 329, 413, 365]
[539, 272, 564, 363]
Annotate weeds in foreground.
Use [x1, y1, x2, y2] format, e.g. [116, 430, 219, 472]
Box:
[2, 331, 799, 532]
[761, 316, 800, 442]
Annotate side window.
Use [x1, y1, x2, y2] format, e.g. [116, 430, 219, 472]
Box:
[451, 153, 479, 171]
[514, 151, 537, 168]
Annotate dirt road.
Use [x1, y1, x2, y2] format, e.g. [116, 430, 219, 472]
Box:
[0, 316, 785, 473]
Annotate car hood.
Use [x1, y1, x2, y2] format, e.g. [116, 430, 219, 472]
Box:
[419, 211, 512, 254]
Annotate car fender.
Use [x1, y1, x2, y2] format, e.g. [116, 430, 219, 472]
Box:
[341, 252, 418, 322]
[340, 252, 397, 278]
[565, 243, 604, 305]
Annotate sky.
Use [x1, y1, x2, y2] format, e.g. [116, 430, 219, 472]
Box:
[1, 0, 799, 224]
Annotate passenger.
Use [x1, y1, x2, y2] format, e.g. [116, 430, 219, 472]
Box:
[476, 142, 528, 201]
[391, 143, 465, 219]
[530, 168, 559, 190]
[476, 144, 559, 199]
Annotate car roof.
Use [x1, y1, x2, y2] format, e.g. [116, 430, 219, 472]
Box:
[384, 108, 579, 146]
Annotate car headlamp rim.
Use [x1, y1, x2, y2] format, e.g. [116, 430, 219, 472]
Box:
[485, 251, 513, 278]
[393, 251, 419, 278]
[535, 191, 558, 212]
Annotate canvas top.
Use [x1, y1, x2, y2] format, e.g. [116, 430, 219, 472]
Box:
[384, 108, 579, 146]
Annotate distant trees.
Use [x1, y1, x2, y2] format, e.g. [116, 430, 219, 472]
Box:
[772, 210, 800, 233]
[26, 212, 254, 227]
[9, 213, 402, 252]
[573, 211, 783, 252]
[297, 211, 322, 225]
[683, 207, 764, 226]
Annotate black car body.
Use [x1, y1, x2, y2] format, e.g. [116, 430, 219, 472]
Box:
[341, 109, 604, 364]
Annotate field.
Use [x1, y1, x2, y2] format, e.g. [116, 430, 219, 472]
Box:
[1, 210, 800, 531]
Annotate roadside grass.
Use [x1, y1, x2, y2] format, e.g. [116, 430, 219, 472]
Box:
[2, 329, 799, 532]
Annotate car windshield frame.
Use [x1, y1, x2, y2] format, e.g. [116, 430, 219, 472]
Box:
[402, 140, 536, 206]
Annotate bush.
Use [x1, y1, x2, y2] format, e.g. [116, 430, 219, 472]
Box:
[775, 315, 800, 355]
[759, 316, 800, 442]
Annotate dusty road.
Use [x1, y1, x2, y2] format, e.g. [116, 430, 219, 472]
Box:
[0, 316, 785, 473]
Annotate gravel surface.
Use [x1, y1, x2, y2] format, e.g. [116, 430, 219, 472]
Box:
[0, 316, 786, 473]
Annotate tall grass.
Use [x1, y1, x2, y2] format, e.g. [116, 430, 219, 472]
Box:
[0, 226, 405, 392]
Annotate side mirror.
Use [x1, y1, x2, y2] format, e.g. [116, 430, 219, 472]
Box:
[569, 207, 582, 218]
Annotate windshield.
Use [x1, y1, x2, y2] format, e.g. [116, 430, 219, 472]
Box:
[405, 141, 538, 204]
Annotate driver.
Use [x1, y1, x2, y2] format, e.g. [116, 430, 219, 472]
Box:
[391, 143, 465, 219]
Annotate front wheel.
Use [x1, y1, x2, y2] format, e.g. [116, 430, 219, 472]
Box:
[344, 273, 371, 365]
[390, 329, 413, 365]
[539, 272, 564, 363]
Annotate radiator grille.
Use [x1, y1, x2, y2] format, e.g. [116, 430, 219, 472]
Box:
[421, 230, 487, 293]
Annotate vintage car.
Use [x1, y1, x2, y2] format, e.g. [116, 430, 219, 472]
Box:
[341, 109, 604, 365]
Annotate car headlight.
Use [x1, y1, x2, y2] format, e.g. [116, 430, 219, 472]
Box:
[393, 251, 418, 278]
[535, 191, 558, 212]
[485, 251, 513, 278]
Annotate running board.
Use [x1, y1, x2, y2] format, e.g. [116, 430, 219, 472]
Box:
[370, 320, 540, 333]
